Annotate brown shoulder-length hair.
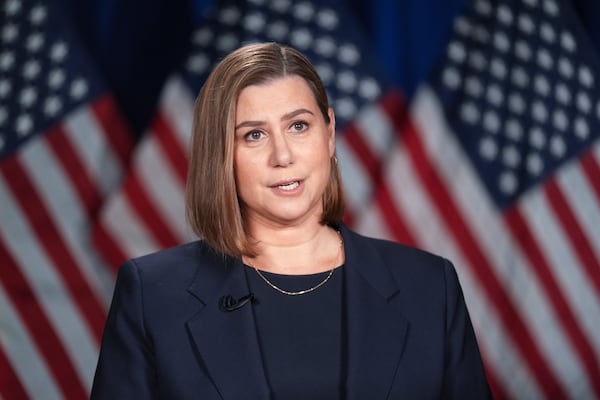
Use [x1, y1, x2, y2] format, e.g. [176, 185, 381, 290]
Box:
[186, 42, 345, 257]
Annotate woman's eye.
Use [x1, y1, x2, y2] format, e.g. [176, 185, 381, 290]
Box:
[244, 130, 264, 141]
[290, 121, 308, 132]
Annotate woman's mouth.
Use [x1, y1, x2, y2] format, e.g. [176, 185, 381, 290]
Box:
[276, 181, 300, 191]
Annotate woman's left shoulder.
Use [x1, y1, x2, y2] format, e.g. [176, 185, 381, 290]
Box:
[342, 225, 454, 279]
[369, 235, 446, 262]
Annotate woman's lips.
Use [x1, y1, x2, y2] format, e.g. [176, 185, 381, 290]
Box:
[270, 179, 303, 192]
[276, 181, 300, 191]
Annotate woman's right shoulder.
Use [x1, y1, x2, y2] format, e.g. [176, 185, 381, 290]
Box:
[117, 240, 227, 283]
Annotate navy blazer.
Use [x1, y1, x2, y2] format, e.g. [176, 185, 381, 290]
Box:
[91, 224, 491, 399]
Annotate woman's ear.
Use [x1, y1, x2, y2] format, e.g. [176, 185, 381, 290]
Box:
[327, 107, 336, 156]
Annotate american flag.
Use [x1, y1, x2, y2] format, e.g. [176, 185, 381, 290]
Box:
[352, 0, 600, 397]
[0, 0, 133, 398]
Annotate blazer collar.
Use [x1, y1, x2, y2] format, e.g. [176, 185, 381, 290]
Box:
[186, 251, 270, 399]
[185, 225, 409, 399]
[338, 223, 400, 298]
[339, 224, 410, 399]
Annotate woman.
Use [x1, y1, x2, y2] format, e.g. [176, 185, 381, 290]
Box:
[91, 42, 491, 399]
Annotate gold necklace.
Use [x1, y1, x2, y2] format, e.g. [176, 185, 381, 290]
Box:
[247, 230, 343, 296]
[253, 267, 335, 296]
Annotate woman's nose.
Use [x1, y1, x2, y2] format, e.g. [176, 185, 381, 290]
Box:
[269, 133, 294, 167]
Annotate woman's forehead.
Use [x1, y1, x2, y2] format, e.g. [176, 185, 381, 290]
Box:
[236, 76, 319, 117]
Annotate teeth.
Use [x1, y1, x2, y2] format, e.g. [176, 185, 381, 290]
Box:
[277, 181, 299, 190]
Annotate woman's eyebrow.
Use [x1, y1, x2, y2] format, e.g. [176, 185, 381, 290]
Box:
[281, 108, 314, 120]
[235, 120, 263, 130]
[235, 108, 315, 130]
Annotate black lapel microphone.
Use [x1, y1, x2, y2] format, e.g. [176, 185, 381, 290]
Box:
[219, 293, 255, 312]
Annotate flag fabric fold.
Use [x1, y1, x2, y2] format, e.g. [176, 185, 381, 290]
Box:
[0, 0, 134, 397]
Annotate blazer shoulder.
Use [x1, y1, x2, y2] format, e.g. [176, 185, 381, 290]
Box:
[371, 235, 444, 261]
[349, 229, 450, 271]
[120, 240, 229, 287]
[130, 240, 213, 267]
[341, 224, 457, 297]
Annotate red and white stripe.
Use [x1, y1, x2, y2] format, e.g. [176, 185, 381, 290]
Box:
[338, 91, 404, 227]
[94, 77, 195, 265]
[0, 282, 62, 399]
[0, 95, 132, 399]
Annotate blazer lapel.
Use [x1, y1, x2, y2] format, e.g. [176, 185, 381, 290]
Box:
[340, 225, 410, 399]
[186, 256, 270, 400]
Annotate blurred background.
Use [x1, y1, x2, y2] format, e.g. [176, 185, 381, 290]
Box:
[2, 0, 600, 398]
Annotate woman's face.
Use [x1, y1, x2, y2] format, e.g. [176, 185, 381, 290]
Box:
[234, 75, 335, 230]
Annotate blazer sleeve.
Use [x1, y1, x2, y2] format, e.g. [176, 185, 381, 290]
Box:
[442, 259, 493, 399]
[90, 260, 158, 399]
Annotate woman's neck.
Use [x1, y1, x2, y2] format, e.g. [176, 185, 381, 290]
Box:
[243, 223, 343, 275]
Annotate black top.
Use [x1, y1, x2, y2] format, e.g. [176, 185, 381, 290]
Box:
[245, 265, 345, 400]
